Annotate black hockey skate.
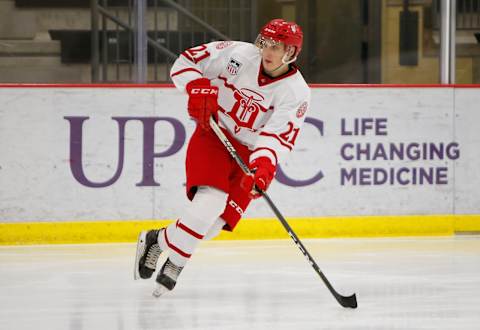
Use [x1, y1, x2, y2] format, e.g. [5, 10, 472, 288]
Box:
[152, 258, 184, 297]
[134, 229, 163, 280]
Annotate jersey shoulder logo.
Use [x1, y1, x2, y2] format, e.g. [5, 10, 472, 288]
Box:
[216, 41, 233, 49]
[227, 57, 242, 75]
[296, 101, 308, 118]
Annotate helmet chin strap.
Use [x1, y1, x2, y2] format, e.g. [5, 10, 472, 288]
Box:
[263, 51, 297, 75]
[266, 62, 288, 74]
[281, 52, 297, 65]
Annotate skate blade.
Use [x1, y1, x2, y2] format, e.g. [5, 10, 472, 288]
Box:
[133, 231, 147, 280]
[152, 283, 169, 298]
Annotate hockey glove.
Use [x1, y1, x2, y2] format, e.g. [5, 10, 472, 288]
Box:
[186, 78, 219, 130]
[240, 157, 276, 199]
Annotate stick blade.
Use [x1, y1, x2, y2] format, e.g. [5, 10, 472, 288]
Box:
[336, 293, 358, 309]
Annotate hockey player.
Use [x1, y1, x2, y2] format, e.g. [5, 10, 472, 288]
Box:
[134, 18, 311, 297]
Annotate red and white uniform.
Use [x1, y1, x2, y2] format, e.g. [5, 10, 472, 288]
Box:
[142, 20, 309, 287]
[171, 41, 311, 167]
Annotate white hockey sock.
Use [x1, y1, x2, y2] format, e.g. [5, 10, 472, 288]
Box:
[203, 217, 227, 241]
[158, 186, 228, 267]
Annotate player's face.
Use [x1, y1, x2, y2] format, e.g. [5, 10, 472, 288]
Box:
[257, 37, 289, 76]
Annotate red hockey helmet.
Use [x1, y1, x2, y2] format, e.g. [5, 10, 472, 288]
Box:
[257, 18, 303, 60]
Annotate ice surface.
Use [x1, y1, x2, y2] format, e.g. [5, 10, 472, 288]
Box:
[0, 237, 479, 330]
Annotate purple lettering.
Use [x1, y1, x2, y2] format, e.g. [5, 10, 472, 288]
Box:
[436, 167, 448, 184]
[360, 118, 374, 135]
[373, 168, 388, 185]
[359, 168, 371, 185]
[356, 143, 370, 160]
[340, 168, 356, 185]
[65, 116, 185, 188]
[340, 143, 354, 160]
[397, 168, 410, 185]
[340, 118, 352, 136]
[341, 118, 388, 136]
[376, 118, 388, 135]
[372, 144, 387, 160]
[65, 116, 126, 188]
[132, 117, 186, 186]
[446, 143, 460, 160]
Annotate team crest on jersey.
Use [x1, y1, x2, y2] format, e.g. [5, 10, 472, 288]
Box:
[227, 58, 242, 75]
[296, 101, 308, 118]
[228, 88, 268, 131]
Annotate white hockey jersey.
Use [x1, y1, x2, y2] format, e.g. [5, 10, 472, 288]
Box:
[170, 41, 311, 166]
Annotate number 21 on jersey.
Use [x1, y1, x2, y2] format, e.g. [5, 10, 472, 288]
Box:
[279, 121, 300, 146]
[182, 45, 210, 64]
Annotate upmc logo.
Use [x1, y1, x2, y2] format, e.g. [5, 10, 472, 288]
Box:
[64, 116, 324, 188]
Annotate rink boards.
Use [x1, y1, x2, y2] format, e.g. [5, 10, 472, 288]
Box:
[0, 85, 479, 244]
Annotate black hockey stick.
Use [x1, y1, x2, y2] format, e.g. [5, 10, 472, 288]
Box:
[209, 116, 357, 309]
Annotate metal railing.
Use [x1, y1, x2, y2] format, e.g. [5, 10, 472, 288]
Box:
[90, 0, 257, 83]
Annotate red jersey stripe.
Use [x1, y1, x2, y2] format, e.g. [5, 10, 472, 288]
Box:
[259, 131, 293, 151]
[177, 221, 204, 239]
[163, 227, 191, 258]
[171, 67, 203, 78]
[251, 147, 278, 165]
